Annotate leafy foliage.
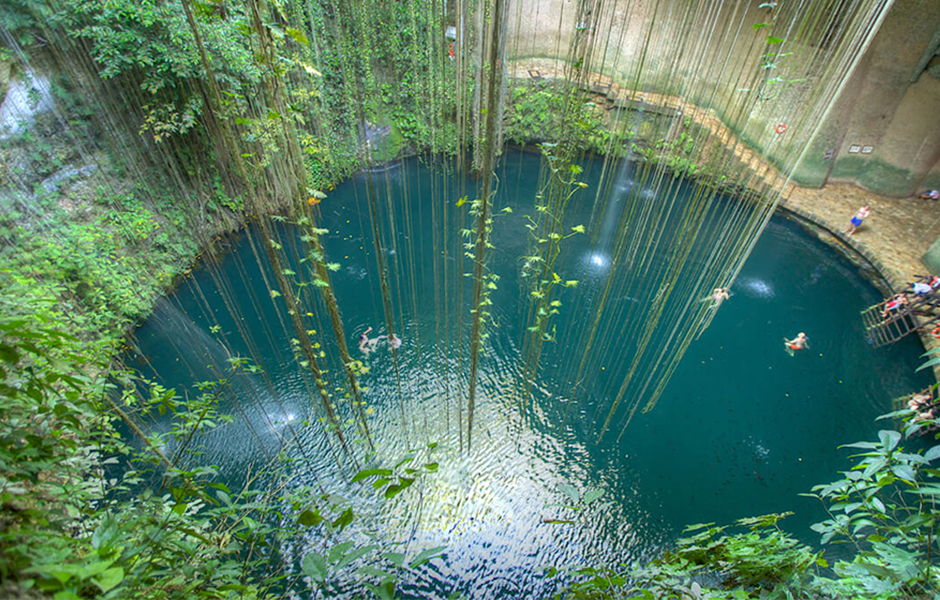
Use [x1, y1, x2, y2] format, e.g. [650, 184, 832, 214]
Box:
[548, 406, 940, 600]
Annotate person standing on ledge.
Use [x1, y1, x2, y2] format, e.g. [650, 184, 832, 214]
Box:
[783, 332, 808, 356]
[843, 205, 870, 236]
[920, 190, 939, 201]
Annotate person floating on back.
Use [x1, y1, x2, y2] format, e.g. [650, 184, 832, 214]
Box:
[783, 332, 808, 356]
[843, 205, 870, 236]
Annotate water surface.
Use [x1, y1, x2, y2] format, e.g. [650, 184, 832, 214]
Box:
[128, 153, 932, 598]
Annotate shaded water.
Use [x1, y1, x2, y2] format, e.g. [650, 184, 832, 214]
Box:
[127, 153, 932, 598]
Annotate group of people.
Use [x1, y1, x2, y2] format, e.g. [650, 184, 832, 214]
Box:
[358, 326, 402, 355]
[880, 274, 940, 319]
[908, 391, 937, 423]
[705, 287, 809, 356]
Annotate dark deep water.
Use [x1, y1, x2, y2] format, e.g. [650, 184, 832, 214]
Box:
[127, 152, 933, 598]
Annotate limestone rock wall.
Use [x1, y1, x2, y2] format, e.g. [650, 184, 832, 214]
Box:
[505, 0, 940, 198]
[812, 0, 940, 197]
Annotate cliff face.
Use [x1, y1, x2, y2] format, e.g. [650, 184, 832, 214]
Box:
[505, 0, 940, 197]
[801, 0, 940, 196]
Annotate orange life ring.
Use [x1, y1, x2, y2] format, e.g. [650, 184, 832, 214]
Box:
[775, 122, 787, 134]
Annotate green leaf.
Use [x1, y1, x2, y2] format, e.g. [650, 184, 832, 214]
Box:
[583, 489, 605, 504]
[298, 508, 323, 527]
[863, 457, 887, 479]
[352, 468, 394, 483]
[302, 552, 328, 582]
[925, 445, 940, 462]
[358, 566, 395, 580]
[285, 27, 309, 44]
[409, 546, 447, 568]
[767, 36, 784, 44]
[328, 542, 355, 565]
[92, 517, 120, 550]
[878, 430, 901, 452]
[858, 561, 892, 578]
[915, 355, 940, 372]
[892, 464, 916, 482]
[753, 23, 768, 29]
[842, 441, 878, 450]
[0, 343, 20, 364]
[336, 544, 379, 569]
[365, 580, 397, 600]
[332, 508, 354, 533]
[93, 567, 124, 593]
[557, 483, 580, 502]
[382, 552, 406, 567]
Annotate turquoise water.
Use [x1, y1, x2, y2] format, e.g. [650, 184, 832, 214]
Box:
[127, 153, 933, 598]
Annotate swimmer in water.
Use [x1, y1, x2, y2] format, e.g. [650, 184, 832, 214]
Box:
[389, 333, 402, 350]
[707, 287, 730, 308]
[783, 332, 808, 356]
[358, 327, 380, 355]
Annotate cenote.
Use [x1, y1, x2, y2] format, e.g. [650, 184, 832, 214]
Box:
[124, 152, 933, 599]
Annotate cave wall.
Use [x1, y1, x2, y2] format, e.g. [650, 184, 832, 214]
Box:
[796, 0, 940, 197]
[505, 0, 940, 198]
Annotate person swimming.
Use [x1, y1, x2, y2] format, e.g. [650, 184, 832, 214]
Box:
[783, 332, 808, 356]
[389, 333, 402, 349]
[710, 287, 730, 306]
[358, 327, 380, 355]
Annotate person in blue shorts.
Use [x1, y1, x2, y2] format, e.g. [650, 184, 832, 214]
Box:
[843, 205, 870, 236]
